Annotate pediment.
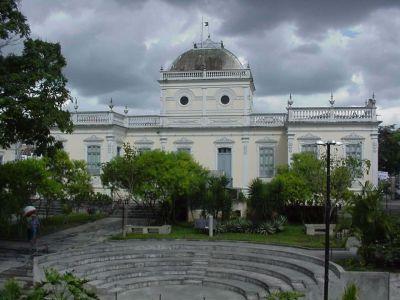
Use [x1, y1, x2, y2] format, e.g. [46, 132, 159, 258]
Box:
[297, 133, 321, 141]
[174, 137, 194, 145]
[341, 133, 365, 140]
[53, 134, 67, 142]
[214, 137, 235, 144]
[255, 137, 277, 144]
[134, 137, 154, 145]
[83, 135, 104, 142]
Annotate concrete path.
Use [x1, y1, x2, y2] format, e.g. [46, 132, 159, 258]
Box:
[0, 217, 121, 288]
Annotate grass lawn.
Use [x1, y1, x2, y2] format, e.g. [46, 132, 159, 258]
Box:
[113, 223, 345, 249]
[0, 212, 105, 240]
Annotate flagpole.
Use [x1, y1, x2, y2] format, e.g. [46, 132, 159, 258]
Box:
[201, 16, 203, 48]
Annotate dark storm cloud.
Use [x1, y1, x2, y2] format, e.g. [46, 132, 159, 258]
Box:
[19, 0, 400, 119]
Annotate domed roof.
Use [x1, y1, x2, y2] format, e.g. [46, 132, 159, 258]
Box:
[170, 38, 244, 71]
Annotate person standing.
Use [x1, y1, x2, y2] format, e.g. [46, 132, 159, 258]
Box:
[28, 213, 40, 251]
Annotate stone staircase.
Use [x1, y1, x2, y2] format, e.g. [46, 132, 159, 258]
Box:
[34, 240, 345, 300]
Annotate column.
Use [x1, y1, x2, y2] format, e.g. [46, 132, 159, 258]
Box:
[160, 137, 167, 151]
[371, 132, 379, 186]
[106, 135, 116, 162]
[202, 87, 207, 126]
[241, 137, 250, 189]
[287, 132, 295, 165]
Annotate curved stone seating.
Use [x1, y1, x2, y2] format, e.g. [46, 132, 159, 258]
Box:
[34, 240, 344, 300]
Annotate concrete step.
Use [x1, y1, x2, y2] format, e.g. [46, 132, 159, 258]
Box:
[105, 275, 265, 299]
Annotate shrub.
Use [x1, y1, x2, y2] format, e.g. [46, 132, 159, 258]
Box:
[255, 215, 287, 236]
[266, 290, 304, 300]
[341, 282, 359, 300]
[215, 218, 253, 234]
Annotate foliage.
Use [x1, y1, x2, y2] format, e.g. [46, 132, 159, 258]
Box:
[0, 1, 73, 154]
[255, 216, 287, 236]
[215, 218, 253, 234]
[215, 216, 287, 235]
[0, 150, 93, 237]
[202, 175, 232, 220]
[101, 144, 208, 223]
[0, 0, 30, 47]
[248, 178, 285, 222]
[339, 182, 399, 266]
[341, 282, 359, 300]
[266, 290, 304, 300]
[272, 152, 369, 207]
[0, 269, 98, 300]
[0, 278, 21, 300]
[378, 125, 400, 175]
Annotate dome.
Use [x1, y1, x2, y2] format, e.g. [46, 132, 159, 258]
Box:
[170, 38, 244, 71]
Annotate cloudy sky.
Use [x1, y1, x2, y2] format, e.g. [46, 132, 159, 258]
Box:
[20, 0, 400, 124]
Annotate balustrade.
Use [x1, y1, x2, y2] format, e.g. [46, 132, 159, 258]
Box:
[161, 69, 251, 80]
[250, 113, 287, 126]
[288, 107, 376, 122]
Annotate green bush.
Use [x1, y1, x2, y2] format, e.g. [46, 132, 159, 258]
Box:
[215, 216, 287, 236]
[341, 282, 359, 300]
[266, 290, 304, 300]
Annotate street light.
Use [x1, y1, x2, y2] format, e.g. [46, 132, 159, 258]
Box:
[316, 140, 342, 300]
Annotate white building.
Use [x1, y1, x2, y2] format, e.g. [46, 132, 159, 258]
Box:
[0, 37, 380, 203]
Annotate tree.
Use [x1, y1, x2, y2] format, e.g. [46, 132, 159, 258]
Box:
[0, 0, 30, 49]
[0, 0, 73, 154]
[101, 144, 208, 224]
[378, 125, 400, 175]
[202, 175, 232, 220]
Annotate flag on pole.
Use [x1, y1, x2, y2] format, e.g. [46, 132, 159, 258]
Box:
[204, 22, 209, 26]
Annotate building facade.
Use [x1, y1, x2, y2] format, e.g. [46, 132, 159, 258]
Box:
[0, 38, 380, 203]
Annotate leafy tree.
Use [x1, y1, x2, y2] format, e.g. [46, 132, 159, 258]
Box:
[202, 175, 232, 220]
[378, 125, 400, 175]
[0, 0, 73, 154]
[0, 158, 48, 233]
[248, 178, 285, 222]
[340, 182, 394, 263]
[0, 0, 30, 49]
[101, 144, 208, 223]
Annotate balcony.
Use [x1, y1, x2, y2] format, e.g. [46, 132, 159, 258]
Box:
[160, 69, 252, 81]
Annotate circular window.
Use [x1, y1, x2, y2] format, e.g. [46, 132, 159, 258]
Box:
[179, 96, 189, 106]
[221, 95, 230, 105]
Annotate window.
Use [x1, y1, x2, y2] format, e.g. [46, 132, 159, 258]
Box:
[179, 96, 189, 106]
[87, 145, 101, 175]
[259, 147, 274, 178]
[116, 146, 121, 157]
[177, 147, 191, 154]
[301, 144, 318, 157]
[346, 143, 362, 177]
[138, 147, 151, 154]
[0, 154, 3, 165]
[220, 95, 230, 105]
[346, 143, 362, 160]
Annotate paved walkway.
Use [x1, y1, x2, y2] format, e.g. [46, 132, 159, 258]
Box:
[0, 217, 121, 288]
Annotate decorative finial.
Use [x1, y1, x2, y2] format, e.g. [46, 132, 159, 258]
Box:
[124, 105, 128, 115]
[329, 92, 335, 106]
[109, 97, 114, 111]
[246, 63, 250, 69]
[372, 92, 375, 100]
[220, 41, 224, 48]
[73, 97, 78, 112]
[194, 42, 197, 49]
[287, 93, 293, 107]
[160, 65, 163, 71]
[367, 92, 376, 107]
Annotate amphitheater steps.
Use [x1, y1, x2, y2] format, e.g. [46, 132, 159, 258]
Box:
[35, 241, 343, 299]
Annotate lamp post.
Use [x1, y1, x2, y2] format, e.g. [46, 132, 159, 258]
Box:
[316, 140, 342, 300]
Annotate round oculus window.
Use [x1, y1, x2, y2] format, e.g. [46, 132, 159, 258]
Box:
[180, 96, 189, 106]
[221, 95, 230, 105]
